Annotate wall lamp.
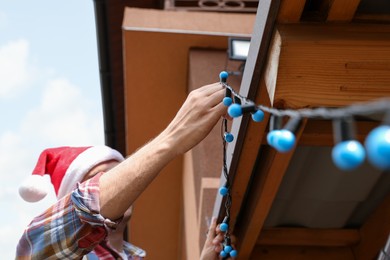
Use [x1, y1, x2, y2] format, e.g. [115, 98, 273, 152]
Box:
[228, 37, 251, 61]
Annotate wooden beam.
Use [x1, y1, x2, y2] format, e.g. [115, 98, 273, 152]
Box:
[327, 0, 361, 22]
[123, 7, 255, 36]
[234, 119, 307, 258]
[277, 0, 306, 23]
[354, 14, 390, 23]
[264, 30, 281, 105]
[251, 245, 355, 259]
[265, 24, 390, 109]
[213, 0, 280, 223]
[258, 227, 360, 247]
[221, 81, 272, 230]
[353, 192, 390, 259]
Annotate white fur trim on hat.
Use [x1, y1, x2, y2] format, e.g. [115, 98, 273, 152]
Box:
[19, 175, 51, 202]
[57, 146, 124, 199]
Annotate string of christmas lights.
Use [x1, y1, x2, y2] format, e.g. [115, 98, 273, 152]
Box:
[218, 117, 237, 258]
[219, 70, 390, 171]
[217, 70, 390, 258]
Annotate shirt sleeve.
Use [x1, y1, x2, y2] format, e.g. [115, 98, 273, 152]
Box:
[16, 173, 119, 259]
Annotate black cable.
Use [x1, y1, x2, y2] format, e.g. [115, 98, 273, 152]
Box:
[221, 117, 233, 255]
[221, 82, 390, 120]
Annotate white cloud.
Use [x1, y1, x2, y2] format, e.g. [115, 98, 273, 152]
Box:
[21, 77, 104, 145]
[0, 39, 34, 98]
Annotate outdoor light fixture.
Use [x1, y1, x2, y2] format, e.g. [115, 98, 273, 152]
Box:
[228, 37, 250, 61]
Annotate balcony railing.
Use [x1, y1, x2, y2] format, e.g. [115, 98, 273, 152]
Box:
[165, 0, 258, 13]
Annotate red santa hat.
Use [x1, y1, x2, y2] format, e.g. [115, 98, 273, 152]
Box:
[19, 146, 125, 202]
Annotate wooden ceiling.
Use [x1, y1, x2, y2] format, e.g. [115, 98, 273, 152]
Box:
[210, 1, 390, 259]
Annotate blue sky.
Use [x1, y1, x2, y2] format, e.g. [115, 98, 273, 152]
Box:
[0, 1, 104, 257]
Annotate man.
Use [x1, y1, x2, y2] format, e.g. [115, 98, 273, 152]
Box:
[16, 82, 227, 259]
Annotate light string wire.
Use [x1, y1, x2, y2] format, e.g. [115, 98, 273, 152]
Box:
[220, 117, 233, 258]
[221, 82, 390, 119]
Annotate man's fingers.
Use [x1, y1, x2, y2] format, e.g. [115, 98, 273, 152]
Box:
[206, 217, 217, 242]
[214, 243, 223, 253]
[197, 82, 223, 95]
[212, 233, 224, 245]
[207, 87, 225, 106]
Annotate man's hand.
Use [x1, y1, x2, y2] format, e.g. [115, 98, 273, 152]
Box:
[200, 217, 223, 260]
[162, 82, 226, 156]
[200, 217, 237, 260]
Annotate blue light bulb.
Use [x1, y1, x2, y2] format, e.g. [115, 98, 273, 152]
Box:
[230, 250, 238, 258]
[224, 245, 233, 253]
[273, 129, 296, 153]
[252, 110, 264, 122]
[332, 140, 366, 170]
[267, 130, 281, 147]
[219, 71, 229, 82]
[219, 186, 228, 196]
[223, 97, 233, 106]
[224, 132, 234, 143]
[220, 250, 228, 258]
[365, 125, 390, 170]
[220, 222, 229, 232]
[228, 104, 242, 118]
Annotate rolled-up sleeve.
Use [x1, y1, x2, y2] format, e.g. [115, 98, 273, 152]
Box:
[16, 173, 119, 259]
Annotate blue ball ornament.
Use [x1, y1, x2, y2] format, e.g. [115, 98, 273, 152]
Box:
[332, 140, 366, 170]
[219, 71, 229, 81]
[365, 125, 390, 170]
[251, 110, 264, 122]
[220, 250, 228, 258]
[219, 186, 228, 196]
[224, 132, 234, 143]
[223, 97, 233, 106]
[228, 104, 242, 118]
[220, 222, 229, 232]
[272, 129, 296, 153]
[267, 130, 281, 147]
[230, 250, 238, 258]
[224, 245, 233, 253]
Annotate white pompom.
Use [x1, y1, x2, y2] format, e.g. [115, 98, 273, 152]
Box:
[19, 175, 50, 202]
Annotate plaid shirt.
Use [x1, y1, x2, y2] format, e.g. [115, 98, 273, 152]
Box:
[16, 173, 146, 259]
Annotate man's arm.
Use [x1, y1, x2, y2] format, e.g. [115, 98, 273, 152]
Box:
[99, 82, 226, 220]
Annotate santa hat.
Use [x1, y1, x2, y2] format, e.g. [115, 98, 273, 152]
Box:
[19, 146, 125, 202]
